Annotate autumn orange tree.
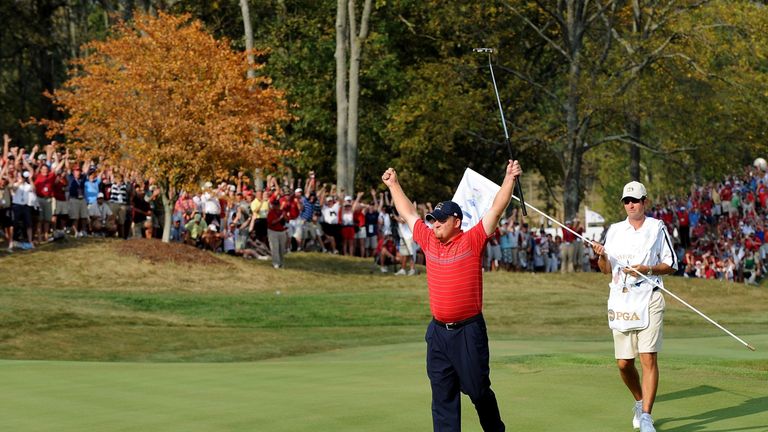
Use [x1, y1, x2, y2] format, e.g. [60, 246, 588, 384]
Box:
[43, 11, 290, 242]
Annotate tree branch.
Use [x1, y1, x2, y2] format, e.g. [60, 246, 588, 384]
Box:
[503, 1, 572, 61]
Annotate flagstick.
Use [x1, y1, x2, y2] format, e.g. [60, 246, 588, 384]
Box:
[509, 194, 756, 351]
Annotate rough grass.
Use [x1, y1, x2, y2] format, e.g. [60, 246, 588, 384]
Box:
[0, 237, 765, 362]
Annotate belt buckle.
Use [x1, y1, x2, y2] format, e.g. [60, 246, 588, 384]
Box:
[445, 322, 456, 330]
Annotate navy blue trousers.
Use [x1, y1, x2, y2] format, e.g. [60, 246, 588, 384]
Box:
[425, 315, 505, 432]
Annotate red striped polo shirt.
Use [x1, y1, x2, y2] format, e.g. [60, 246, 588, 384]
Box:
[413, 218, 490, 323]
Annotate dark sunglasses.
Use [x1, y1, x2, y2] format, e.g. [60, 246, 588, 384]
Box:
[622, 197, 642, 205]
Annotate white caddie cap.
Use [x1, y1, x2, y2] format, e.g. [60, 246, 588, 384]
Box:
[621, 181, 647, 200]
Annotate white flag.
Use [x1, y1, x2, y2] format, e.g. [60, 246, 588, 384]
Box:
[452, 168, 500, 230]
[585, 206, 605, 225]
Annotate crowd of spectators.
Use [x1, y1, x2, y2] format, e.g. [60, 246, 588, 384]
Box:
[0, 133, 765, 283]
[0, 135, 432, 274]
[493, 164, 767, 285]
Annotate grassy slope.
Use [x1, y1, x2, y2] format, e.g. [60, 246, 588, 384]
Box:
[0, 238, 765, 361]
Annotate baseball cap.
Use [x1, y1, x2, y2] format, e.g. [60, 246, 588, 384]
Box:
[344, 195, 352, 202]
[621, 181, 647, 200]
[425, 201, 463, 223]
[295, 188, 303, 193]
[97, 192, 104, 199]
[209, 224, 218, 232]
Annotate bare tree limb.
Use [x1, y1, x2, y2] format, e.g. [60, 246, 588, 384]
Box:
[503, 1, 572, 61]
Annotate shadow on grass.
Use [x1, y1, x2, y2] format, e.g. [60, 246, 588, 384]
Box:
[656, 395, 768, 432]
[656, 385, 722, 402]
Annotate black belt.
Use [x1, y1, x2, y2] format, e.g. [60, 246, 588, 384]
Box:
[433, 313, 483, 330]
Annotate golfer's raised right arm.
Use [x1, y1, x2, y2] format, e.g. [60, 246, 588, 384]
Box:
[381, 167, 419, 230]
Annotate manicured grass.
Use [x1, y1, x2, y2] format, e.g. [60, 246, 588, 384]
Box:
[0, 336, 765, 431]
[0, 238, 765, 430]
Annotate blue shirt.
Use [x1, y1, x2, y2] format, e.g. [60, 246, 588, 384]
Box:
[500, 231, 512, 249]
[84, 178, 102, 204]
[300, 196, 314, 221]
[688, 210, 700, 228]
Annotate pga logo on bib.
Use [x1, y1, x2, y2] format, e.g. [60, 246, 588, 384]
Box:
[607, 309, 641, 322]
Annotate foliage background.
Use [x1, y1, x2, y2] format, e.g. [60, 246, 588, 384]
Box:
[2, 0, 768, 221]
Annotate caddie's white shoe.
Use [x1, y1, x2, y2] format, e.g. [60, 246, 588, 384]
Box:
[395, 268, 407, 275]
[639, 413, 655, 432]
[632, 401, 643, 429]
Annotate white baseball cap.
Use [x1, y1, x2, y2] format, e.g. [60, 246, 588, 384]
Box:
[621, 181, 647, 200]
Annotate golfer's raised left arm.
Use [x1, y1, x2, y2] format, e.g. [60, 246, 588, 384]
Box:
[483, 160, 521, 236]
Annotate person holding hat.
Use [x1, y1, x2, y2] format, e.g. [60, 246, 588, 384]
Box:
[382, 159, 522, 432]
[590, 181, 678, 432]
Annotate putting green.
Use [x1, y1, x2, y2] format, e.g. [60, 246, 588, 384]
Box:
[0, 335, 765, 431]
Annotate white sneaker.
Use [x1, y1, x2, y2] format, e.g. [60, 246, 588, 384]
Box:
[380, 267, 389, 273]
[407, 269, 417, 276]
[395, 268, 407, 276]
[633, 401, 643, 429]
[639, 413, 655, 432]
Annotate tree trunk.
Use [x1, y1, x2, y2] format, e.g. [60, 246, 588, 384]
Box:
[66, 0, 79, 59]
[561, 0, 586, 222]
[628, 118, 641, 181]
[240, 0, 256, 79]
[335, 0, 349, 193]
[343, 0, 373, 195]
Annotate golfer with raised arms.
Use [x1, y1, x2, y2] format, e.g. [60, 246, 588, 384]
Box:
[591, 181, 677, 432]
[382, 160, 521, 432]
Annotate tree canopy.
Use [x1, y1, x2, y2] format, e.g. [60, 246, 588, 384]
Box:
[42, 11, 291, 240]
[3, 0, 768, 223]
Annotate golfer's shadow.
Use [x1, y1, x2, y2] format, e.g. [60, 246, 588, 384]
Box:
[654, 387, 768, 432]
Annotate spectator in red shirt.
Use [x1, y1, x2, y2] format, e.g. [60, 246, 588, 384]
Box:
[373, 233, 396, 272]
[267, 198, 288, 269]
[33, 164, 56, 242]
[382, 159, 522, 432]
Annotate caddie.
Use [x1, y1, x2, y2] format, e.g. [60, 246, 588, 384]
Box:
[591, 180, 677, 432]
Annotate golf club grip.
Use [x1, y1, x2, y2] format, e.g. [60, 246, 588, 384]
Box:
[514, 176, 527, 216]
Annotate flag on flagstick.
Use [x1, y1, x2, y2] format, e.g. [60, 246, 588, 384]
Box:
[452, 168, 500, 230]
[584, 206, 605, 225]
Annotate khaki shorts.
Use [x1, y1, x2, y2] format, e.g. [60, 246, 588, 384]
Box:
[613, 290, 665, 359]
[399, 237, 414, 256]
[38, 197, 53, 222]
[54, 199, 69, 216]
[108, 202, 127, 224]
[69, 198, 89, 220]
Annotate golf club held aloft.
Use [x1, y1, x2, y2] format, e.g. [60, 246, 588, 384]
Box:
[474, 48, 527, 216]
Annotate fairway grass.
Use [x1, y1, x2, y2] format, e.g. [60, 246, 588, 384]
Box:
[0, 335, 766, 432]
[1, 239, 766, 430]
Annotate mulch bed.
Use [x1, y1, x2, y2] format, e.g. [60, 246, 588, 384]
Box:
[114, 238, 229, 266]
